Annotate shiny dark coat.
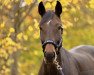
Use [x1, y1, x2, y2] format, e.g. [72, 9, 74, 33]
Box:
[38, 45, 94, 75]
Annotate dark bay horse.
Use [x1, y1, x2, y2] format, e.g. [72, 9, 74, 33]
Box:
[38, 1, 94, 75]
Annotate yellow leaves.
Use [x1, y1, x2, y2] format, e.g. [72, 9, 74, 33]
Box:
[45, 2, 51, 9]
[17, 32, 28, 41]
[0, 49, 8, 59]
[33, 32, 39, 39]
[0, 34, 24, 74]
[63, 8, 68, 12]
[63, 21, 73, 29]
[15, 13, 18, 16]
[7, 59, 14, 66]
[4, 68, 10, 75]
[2, 65, 6, 70]
[2, 37, 16, 46]
[1, 37, 23, 56]
[89, 0, 94, 4]
[34, 51, 38, 56]
[28, 26, 33, 31]
[33, 19, 40, 39]
[1, 65, 10, 75]
[24, 0, 33, 5]
[34, 19, 39, 29]
[31, 73, 34, 75]
[61, 0, 71, 6]
[61, 0, 78, 5]
[9, 27, 15, 33]
[23, 35, 28, 40]
[38, 0, 42, 3]
[89, 0, 94, 9]
[22, 12, 26, 16]
[3, 0, 11, 5]
[7, 5, 12, 9]
[0, 22, 5, 28]
[71, 7, 76, 12]
[8, 48, 14, 54]
[52, 1, 56, 8]
[72, 0, 78, 4]
[17, 32, 23, 40]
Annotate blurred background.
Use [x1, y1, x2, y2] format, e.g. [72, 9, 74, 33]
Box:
[0, 0, 94, 75]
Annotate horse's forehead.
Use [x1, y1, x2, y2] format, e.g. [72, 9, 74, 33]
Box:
[40, 12, 61, 26]
[40, 17, 61, 26]
[47, 20, 52, 25]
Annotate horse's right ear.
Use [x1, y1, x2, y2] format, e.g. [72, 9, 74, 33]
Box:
[38, 2, 46, 17]
[55, 1, 62, 18]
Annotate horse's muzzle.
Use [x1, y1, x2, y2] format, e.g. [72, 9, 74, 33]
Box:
[44, 51, 55, 62]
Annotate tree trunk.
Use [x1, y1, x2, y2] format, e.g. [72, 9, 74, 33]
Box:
[10, 1, 20, 75]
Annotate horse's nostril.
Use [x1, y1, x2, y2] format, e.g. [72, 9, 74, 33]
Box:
[44, 52, 55, 61]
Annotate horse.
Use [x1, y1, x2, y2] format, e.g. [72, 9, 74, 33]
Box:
[38, 1, 94, 75]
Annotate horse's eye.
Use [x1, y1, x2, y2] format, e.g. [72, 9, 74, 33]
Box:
[58, 26, 62, 30]
[40, 27, 42, 30]
[61, 27, 63, 31]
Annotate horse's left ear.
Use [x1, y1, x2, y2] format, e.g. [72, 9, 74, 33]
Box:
[38, 1, 46, 17]
[55, 1, 62, 18]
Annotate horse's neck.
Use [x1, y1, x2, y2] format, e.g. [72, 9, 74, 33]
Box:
[44, 62, 58, 75]
[60, 47, 71, 75]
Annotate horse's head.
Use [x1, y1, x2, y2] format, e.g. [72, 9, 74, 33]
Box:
[38, 1, 63, 63]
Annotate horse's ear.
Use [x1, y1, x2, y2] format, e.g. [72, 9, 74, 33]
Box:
[38, 1, 46, 17]
[55, 1, 62, 18]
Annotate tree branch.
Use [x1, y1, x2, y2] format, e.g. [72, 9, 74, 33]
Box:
[18, 0, 37, 27]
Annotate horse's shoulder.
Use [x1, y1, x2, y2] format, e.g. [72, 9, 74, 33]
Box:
[70, 45, 94, 54]
[69, 45, 94, 63]
[69, 45, 94, 72]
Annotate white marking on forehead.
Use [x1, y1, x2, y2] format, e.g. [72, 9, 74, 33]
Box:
[47, 20, 52, 25]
